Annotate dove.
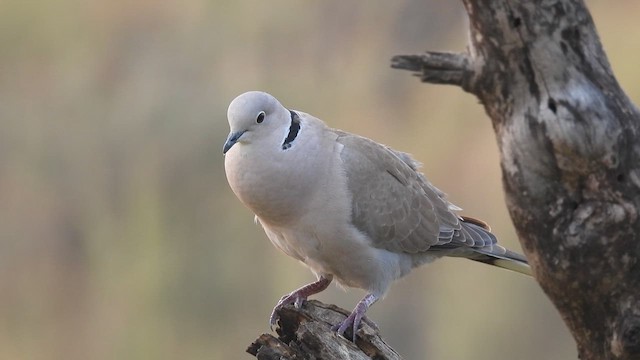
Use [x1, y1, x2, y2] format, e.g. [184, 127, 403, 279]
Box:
[223, 91, 531, 340]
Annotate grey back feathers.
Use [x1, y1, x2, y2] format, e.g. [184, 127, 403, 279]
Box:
[336, 132, 515, 260]
[337, 132, 458, 253]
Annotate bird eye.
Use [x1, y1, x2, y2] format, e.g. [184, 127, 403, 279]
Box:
[256, 111, 265, 124]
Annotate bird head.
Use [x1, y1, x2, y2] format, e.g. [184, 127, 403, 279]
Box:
[224, 91, 291, 154]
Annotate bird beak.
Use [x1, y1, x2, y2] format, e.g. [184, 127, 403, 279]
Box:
[223, 130, 246, 154]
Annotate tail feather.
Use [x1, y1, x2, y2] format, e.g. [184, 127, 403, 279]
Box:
[435, 217, 533, 276]
[469, 249, 532, 276]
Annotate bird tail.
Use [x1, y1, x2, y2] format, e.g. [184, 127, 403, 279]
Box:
[468, 249, 533, 276]
[458, 216, 532, 276]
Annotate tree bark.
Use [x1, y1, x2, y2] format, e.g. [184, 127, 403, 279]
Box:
[392, 1, 640, 359]
[246, 300, 403, 359]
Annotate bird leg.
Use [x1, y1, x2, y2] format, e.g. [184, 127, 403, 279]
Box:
[332, 293, 379, 341]
[269, 275, 332, 329]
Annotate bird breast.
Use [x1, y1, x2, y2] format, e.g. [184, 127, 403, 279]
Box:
[224, 129, 340, 226]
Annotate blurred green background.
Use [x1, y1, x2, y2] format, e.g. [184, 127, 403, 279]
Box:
[2, 0, 639, 359]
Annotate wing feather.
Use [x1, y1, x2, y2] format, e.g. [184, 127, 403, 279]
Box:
[335, 131, 503, 256]
[336, 132, 458, 253]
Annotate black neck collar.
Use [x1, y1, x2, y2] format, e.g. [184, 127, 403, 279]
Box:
[282, 110, 301, 150]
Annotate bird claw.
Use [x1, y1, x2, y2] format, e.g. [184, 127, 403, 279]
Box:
[269, 292, 307, 330]
[268, 277, 333, 331]
[331, 293, 379, 341]
[331, 310, 364, 341]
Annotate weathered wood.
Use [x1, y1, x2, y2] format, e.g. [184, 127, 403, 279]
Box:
[393, 1, 640, 359]
[247, 300, 403, 360]
[391, 52, 472, 87]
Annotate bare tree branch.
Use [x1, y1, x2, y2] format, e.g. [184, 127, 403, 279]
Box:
[391, 52, 472, 88]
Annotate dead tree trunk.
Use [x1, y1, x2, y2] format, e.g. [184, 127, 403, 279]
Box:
[392, 1, 640, 359]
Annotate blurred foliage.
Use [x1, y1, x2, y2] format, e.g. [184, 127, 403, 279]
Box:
[1, 0, 638, 359]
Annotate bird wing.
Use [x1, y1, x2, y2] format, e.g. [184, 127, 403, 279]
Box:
[334, 131, 496, 254]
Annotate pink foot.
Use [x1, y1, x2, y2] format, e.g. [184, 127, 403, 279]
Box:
[269, 276, 332, 329]
[332, 293, 378, 341]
